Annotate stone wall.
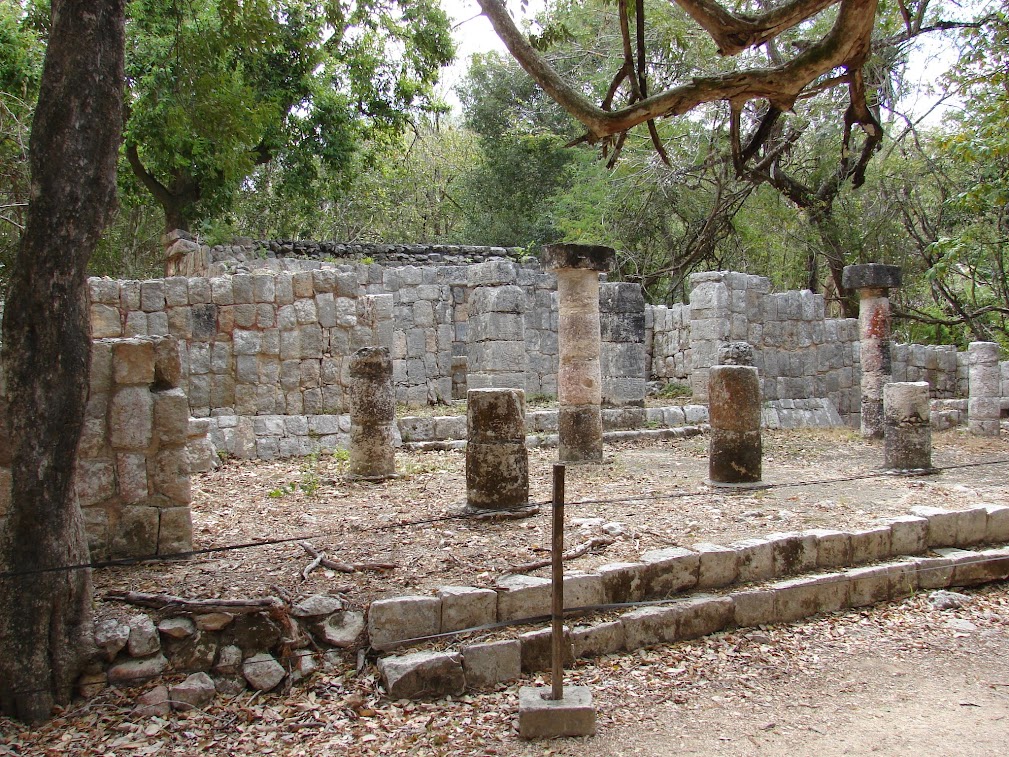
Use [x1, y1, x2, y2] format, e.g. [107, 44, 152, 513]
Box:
[74, 336, 193, 560]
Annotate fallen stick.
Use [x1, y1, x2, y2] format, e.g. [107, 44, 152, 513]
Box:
[508, 535, 615, 574]
[298, 542, 397, 573]
[302, 552, 326, 581]
[105, 590, 285, 615]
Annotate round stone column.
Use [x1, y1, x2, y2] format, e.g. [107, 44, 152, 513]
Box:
[842, 263, 902, 439]
[465, 388, 533, 514]
[968, 341, 1002, 437]
[708, 343, 762, 486]
[542, 243, 615, 463]
[883, 381, 934, 472]
[347, 346, 396, 480]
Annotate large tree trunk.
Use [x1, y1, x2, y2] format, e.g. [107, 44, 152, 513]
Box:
[0, 0, 124, 723]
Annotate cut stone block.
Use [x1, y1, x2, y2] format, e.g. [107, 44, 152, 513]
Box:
[367, 595, 441, 651]
[496, 575, 552, 622]
[437, 586, 497, 634]
[108, 654, 168, 686]
[674, 595, 734, 640]
[936, 547, 991, 587]
[518, 685, 596, 739]
[846, 565, 891, 607]
[984, 505, 1009, 544]
[910, 506, 958, 547]
[620, 606, 680, 650]
[912, 554, 955, 590]
[693, 542, 739, 589]
[731, 589, 776, 628]
[379, 650, 465, 700]
[571, 621, 625, 658]
[954, 506, 990, 547]
[773, 575, 849, 622]
[563, 572, 605, 609]
[765, 532, 817, 576]
[169, 672, 216, 711]
[877, 516, 928, 556]
[731, 538, 774, 583]
[887, 560, 919, 599]
[974, 547, 1009, 583]
[639, 547, 699, 597]
[519, 627, 574, 672]
[805, 529, 853, 569]
[597, 562, 646, 604]
[462, 639, 521, 688]
[243, 653, 286, 692]
[849, 526, 892, 565]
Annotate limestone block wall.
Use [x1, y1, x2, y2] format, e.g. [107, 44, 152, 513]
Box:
[601, 283, 647, 406]
[647, 303, 691, 382]
[890, 343, 959, 398]
[88, 272, 394, 417]
[74, 336, 193, 561]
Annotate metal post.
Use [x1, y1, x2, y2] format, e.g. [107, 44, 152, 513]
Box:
[551, 463, 565, 701]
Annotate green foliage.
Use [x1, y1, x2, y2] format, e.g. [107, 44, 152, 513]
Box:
[123, 0, 454, 231]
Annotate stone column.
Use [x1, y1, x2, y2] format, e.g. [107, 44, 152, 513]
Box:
[543, 244, 615, 463]
[968, 341, 1002, 437]
[842, 263, 902, 439]
[708, 342, 762, 486]
[348, 346, 397, 480]
[467, 260, 527, 392]
[465, 388, 533, 515]
[883, 381, 933, 472]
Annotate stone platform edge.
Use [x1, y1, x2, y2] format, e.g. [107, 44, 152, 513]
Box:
[373, 503, 1009, 699]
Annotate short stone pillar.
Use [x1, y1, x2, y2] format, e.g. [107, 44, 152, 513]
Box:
[465, 388, 532, 514]
[842, 263, 902, 439]
[883, 382, 933, 472]
[348, 346, 397, 480]
[708, 343, 762, 486]
[968, 341, 1002, 437]
[542, 244, 615, 463]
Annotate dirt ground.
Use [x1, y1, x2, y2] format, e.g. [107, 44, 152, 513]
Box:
[3, 427, 1009, 755]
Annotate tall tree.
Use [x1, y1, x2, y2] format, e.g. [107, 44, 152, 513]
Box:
[0, 0, 124, 723]
[123, 0, 453, 233]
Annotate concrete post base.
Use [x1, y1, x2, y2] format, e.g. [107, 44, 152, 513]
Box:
[518, 685, 596, 739]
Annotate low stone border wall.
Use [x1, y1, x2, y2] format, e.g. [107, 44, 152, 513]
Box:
[372, 503, 1009, 698]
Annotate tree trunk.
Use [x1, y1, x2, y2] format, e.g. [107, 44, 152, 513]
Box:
[0, 0, 124, 724]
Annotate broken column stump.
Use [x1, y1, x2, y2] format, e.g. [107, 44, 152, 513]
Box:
[842, 263, 902, 439]
[969, 341, 1001, 437]
[542, 243, 615, 463]
[465, 388, 534, 516]
[883, 381, 935, 473]
[708, 343, 762, 486]
[348, 346, 397, 480]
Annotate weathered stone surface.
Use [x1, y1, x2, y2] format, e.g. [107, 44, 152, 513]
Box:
[518, 685, 596, 739]
[438, 586, 498, 633]
[128, 614, 161, 657]
[223, 613, 281, 653]
[290, 650, 318, 683]
[849, 526, 892, 564]
[731, 538, 774, 583]
[883, 382, 932, 470]
[674, 595, 734, 639]
[596, 562, 647, 603]
[368, 595, 441, 650]
[693, 543, 739, 589]
[196, 612, 234, 632]
[113, 339, 156, 386]
[571, 621, 625, 658]
[913, 554, 955, 590]
[462, 639, 521, 688]
[773, 574, 849, 622]
[108, 653, 168, 685]
[109, 386, 154, 450]
[112, 506, 160, 559]
[639, 547, 699, 597]
[314, 611, 365, 648]
[213, 645, 243, 674]
[467, 388, 526, 442]
[167, 630, 218, 673]
[730, 589, 776, 627]
[541, 243, 615, 272]
[135, 685, 171, 717]
[157, 506, 193, 556]
[984, 504, 1009, 544]
[292, 594, 344, 619]
[766, 532, 817, 576]
[95, 618, 131, 662]
[877, 516, 928, 556]
[243, 653, 286, 692]
[496, 575, 552, 622]
[846, 565, 892, 607]
[378, 650, 465, 699]
[465, 440, 529, 510]
[170, 672, 216, 711]
[929, 589, 970, 610]
[562, 572, 605, 609]
[842, 263, 902, 291]
[519, 627, 574, 672]
[158, 616, 196, 640]
[621, 606, 680, 650]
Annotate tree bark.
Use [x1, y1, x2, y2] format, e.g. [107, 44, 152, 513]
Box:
[0, 0, 124, 723]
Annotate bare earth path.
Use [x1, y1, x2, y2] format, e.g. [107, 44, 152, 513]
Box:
[2, 428, 1009, 755]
